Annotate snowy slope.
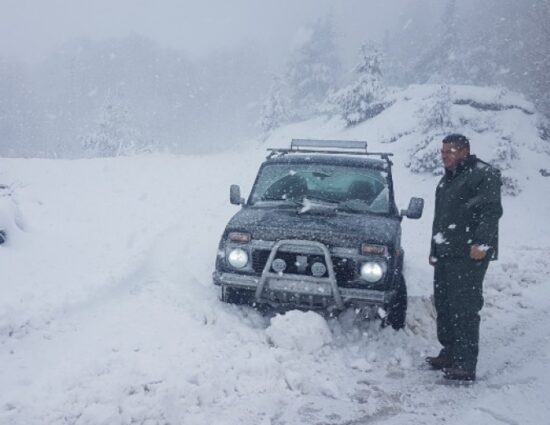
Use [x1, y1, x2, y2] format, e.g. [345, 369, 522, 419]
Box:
[1, 85, 550, 425]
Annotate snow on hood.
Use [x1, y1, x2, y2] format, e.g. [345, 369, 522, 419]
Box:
[226, 205, 400, 248]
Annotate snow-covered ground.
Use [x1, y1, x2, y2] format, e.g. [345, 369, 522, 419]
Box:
[1, 85, 550, 424]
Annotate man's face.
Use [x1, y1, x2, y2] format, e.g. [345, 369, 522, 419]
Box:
[441, 143, 469, 171]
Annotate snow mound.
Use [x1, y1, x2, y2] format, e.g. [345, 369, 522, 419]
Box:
[0, 185, 26, 245]
[266, 310, 333, 353]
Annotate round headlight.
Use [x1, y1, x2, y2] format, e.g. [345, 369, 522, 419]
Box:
[228, 248, 249, 269]
[360, 262, 384, 283]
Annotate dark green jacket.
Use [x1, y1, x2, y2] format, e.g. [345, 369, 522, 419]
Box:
[431, 155, 503, 260]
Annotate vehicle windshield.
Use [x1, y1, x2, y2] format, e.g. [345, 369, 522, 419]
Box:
[249, 162, 391, 214]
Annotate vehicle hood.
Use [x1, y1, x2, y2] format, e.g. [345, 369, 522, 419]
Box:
[226, 207, 400, 248]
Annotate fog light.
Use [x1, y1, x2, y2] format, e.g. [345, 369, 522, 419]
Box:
[272, 258, 287, 273]
[311, 262, 327, 277]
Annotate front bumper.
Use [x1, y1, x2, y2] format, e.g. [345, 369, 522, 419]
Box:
[213, 270, 394, 308]
[215, 239, 395, 309]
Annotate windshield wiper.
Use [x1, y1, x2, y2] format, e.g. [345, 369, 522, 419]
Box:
[337, 200, 390, 215]
[254, 198, 302, 207]
[337, 200, 371, 213]
[302, 195, 340, 205]
[298, 197, 339, 215]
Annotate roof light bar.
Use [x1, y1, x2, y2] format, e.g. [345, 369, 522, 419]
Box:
[266, 139, 393, 160]
[291, 139, 368, 151]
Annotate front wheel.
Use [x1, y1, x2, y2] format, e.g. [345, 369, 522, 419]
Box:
[385, 275, 407, 330]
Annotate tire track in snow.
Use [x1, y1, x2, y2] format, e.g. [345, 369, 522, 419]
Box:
[2, 236, 548, 425]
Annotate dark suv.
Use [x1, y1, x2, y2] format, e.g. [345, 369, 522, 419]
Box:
[213, 140, 424, 329]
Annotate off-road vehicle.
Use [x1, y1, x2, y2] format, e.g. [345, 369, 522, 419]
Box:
[212, 139, 424, 329]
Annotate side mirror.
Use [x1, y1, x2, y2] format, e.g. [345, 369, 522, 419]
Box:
[401, 197, 424, 219]
[230, 184, 244, 206]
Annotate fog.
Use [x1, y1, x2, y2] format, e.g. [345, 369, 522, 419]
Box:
[0, 0, 548, 157]
[0, 0, 407, 64]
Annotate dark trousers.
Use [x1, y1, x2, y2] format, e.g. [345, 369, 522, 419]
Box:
[433, 258, 489, 372]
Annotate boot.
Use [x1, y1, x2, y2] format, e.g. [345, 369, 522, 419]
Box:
[442, 367, 476, 382]
[425, 355, 452, 370]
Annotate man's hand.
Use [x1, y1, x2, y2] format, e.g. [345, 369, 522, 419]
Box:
[429, 256, 438, 266]
[470, 245, 488, 260]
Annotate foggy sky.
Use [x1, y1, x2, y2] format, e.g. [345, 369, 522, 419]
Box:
[0, 0, 413, 64]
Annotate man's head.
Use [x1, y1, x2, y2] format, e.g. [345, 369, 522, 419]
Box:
[441, 133, 470, 171]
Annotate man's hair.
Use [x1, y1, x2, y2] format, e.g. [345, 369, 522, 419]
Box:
[442, 133, 470, 149]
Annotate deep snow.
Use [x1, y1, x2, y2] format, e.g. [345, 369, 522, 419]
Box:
[1, 84, 550, 424]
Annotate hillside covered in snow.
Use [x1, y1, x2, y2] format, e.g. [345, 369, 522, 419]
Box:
[1, 84, 550, 424]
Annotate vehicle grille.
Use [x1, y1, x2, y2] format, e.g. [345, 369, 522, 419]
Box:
[251, 249, 356, 283]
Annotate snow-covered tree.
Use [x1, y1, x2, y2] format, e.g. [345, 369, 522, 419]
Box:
[258, 76, 290, 134]
[285, 17, 340, 119]
[0, 60, 36, 157]
[81, 96, 151, 157]
[422, 85, 453, 132]
[410, 0, 473, 84]
[331, 43, 386, 126]
[388, 0, 550, 119]
[407, 135, 444, 175]
[409, 85, 454, 175]
[521, 0, 550, 118]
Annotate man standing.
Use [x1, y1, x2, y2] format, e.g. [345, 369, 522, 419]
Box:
[426, 134, 503, 382]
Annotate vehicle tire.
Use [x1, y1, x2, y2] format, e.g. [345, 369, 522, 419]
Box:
[220, 286, 255, 305]
[386, 274, 407, 330]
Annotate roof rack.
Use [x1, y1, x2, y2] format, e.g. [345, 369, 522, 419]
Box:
[267, 139, 394, 161]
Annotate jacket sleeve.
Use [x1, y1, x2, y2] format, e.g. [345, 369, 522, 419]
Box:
[430, 211, 437, 257]
[430, 184, 440, 258]
[469, 168, 503, 248]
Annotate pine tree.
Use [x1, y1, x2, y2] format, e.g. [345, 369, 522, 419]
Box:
[459, 0, 550, 117]
[285, 17, 340, 120]
[81, 96, 146, 157]
[389, 0, 550, 118]
[0, 60, 34, 156]
[525, 0, 550, 117]
[408, 85, 454, 175]
[422, 85, 453, 132]
[331, 43, 386, 126]
[412, 0, 472, 83]
[258, 76, 290, 133]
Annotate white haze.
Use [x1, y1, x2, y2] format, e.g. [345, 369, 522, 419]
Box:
[0, 0, 408, 64]
[0, 0, 547, 157]
[0, 0, 417, 157]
